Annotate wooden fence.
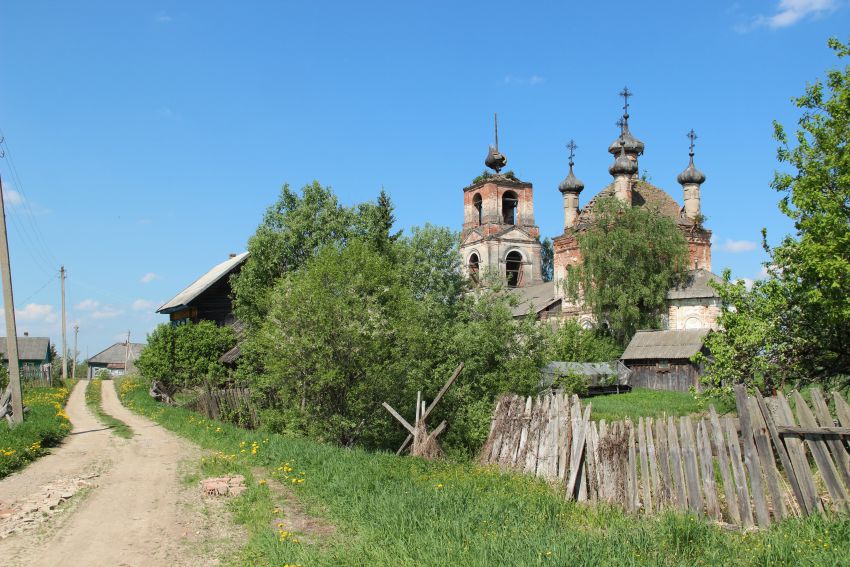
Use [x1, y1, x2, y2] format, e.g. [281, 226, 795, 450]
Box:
[479, 385, 850, 528]
[183, 386, 259, 429]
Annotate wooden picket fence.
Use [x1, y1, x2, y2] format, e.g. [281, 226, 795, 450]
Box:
[479, 385, 850, 528]
[183, 386, 259, 429]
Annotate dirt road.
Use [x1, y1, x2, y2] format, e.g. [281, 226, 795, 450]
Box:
[0, 380, 238, 566]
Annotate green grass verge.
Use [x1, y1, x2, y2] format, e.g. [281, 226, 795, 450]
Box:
[586, 388, 736, 423]
[0, 385, 72, 478]
[117, 377, 850, 567]
[85, 379, 132, 438]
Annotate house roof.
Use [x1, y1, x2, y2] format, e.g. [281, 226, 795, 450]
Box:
[88, 342, 146, 365]
[667, 269, 721, 300]
[507, 281, 561, 317]
[0, 336, 51, 362]
[158, 252, 248, 314]
[621, 329, 709, 361]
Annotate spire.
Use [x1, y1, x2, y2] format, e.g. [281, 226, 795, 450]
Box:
[608, 86, 645, 157]
[559, 139, 584, 193]
[484, 113, 507, 173]
[677, 129, 706, 185]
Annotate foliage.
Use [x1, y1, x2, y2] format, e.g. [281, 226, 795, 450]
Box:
[136, 321, 235, 391]
[0, 386, 71, 478]
[565, 197, 689, 346]
[122, 381, 850, 566]
[85, 379, 132, 438]
[551, 369, 588, 397]
[540, 237, 554, 282]
[0, 363, 7, 391]
[547, 319, 623, 363]
[95, 368, 112, 380]
[471, 170, 517, 185]
[699, 37, 850, 391]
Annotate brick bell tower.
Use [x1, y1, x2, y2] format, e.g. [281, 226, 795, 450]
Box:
[459, 115, 544, 288]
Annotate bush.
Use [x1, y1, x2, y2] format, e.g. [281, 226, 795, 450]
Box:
[0, 386, 72, 478]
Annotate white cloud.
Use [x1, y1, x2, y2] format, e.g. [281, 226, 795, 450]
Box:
[17, 303, 58, 323]
[742, 278, 755, 291]
[155, 11, 173, 23]
[75, 298, 100, 311]
[132, 299, 156, 311]
[741, 0, 838, 31]
[722, 239, 758, 253]
[141, 272, 159, 284]
[3, 188, 23, 206]
[504, 74, 546, 86]
[92, 308, 123, 320]
[157, 107, 174, 119]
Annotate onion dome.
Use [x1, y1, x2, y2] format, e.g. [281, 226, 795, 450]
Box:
[609, 145, 637, 176]
[677, 153, 706, 185]
[607, 127, 645, 157]
[559, 164, 584, 194]
[485, 144, 507, 173]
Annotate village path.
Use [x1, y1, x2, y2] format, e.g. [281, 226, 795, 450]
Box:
[0, 380, 237, 566]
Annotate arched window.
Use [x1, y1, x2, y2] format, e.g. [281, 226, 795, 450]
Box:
[472, 193, 483, 225]
[502, 191, 518, 225]
[468, 253, 480, 284]
[506, 251, 523, 287]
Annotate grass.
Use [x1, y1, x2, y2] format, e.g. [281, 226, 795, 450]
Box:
[116, 376, 850, 566]
[85, 379, 132, 438]
[0, 385, 72, 478]
[586, 388, 736, 423]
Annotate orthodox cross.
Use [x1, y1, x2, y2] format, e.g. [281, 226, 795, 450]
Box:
[687, 129, 698, 156]
[567, 139, 577, 168]
[619, 86, 632, 117]
[616, 117, 626, 135]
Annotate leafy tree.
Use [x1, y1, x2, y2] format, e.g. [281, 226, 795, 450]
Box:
[699, 37, 850, 391]
[547, 320, 623, 363]
[565, 197, 689, 346]
[541, 237, 554, 282]
[136, 321, 235, 390]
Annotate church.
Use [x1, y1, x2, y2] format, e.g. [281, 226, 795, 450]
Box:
[458, 91, 721, 390]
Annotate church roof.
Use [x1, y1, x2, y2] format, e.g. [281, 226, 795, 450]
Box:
[577, 180, 690, 228]
[507, 281, 560, 317]
[621, 329, 708, 361]
[667, 269, 721, 300]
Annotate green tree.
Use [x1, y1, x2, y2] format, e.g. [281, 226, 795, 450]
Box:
[136, 321, 235, 390]
[565, 197, 689, 346]
[700, 37, 850, 391]
[547, 320, 623, 363]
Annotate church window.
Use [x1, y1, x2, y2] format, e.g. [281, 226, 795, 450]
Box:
[506, 251, 523, 287]
[502, 191, 518, 225]
[469, 253, 480, 283]
[473, 193, 483, 225]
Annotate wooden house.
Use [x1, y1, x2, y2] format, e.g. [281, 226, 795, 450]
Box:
[87, 342, 146, 378]
[0, 334, 52, 380]
[620, 329, 709, 392]
[157, 252, 248, 325]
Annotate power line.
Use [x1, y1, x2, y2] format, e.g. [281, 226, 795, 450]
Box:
[18, 273, 57, 305]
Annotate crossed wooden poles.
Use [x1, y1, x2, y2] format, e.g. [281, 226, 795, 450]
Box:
[382, 363, 464, 457]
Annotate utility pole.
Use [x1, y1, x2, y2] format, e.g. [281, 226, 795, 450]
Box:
[0, 170, 23, 423]
[72, 324, 79, 381]
[60, 266, 67, 382]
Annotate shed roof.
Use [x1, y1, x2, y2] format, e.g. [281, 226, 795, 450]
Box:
[88, 342, 146, 365]
[158, 252, 248, 314]
[621, 329, 708, 361]
[0, 336, 51, 362]
[507, 281, 560, 317]
[667, 269, 721, 300]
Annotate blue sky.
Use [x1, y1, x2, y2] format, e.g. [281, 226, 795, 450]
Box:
[0, 1, 847, 358]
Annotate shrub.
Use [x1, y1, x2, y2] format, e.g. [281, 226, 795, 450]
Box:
[0, 386, 72, 478]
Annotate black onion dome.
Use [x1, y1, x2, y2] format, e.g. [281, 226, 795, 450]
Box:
[559, 165, 584, 194]
[485, 145, 507, 173]
[609, 146, 637, 176]
[677, 155, 706, 185]
[608, 128, 645, 156]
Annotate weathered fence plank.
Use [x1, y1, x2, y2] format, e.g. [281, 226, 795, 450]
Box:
[709, 407, 739, 524]
[697, 419, 721, 520]
[774, 392, 822, 516]
[734, 385, 771, 528]
[747, 396, 787, 520]
[668, 416, 687, 511]
[724, 416, 754, 528]
[754, 390, 806, 517]
[638, 418, 652, 513]
[809, 389, 850, 491]
[680, 416, 703, 516]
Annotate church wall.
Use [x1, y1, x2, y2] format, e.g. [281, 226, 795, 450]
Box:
[686, 230, 712, 271]
[667, 298, 720, 331]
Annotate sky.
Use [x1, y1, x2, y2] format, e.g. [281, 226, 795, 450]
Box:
[0, 1, 848, 358]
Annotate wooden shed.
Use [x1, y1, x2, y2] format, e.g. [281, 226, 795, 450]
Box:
[620, 329, 709, 392]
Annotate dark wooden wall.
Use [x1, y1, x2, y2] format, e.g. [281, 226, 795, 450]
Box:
[625, 361, 701, 392]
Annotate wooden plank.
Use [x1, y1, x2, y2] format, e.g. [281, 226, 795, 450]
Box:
[792, 391, 849, 512]
[489, 396, 511, 464]
[515, 396, 533, 469]
[809, 388, 850, 491]
[422, 362, 464, 422]
[497, 396, 520, 466]
[834, 391, 850, 428]
[638, 418, 652, 514]
[558, 394, 571, 480]
[565, 403, 591, 499]
[724, 416, 754, 528]
[382, 403, 415, 434]
[708, 406, 739, 524]
[748, 396, 787, 520]
[627, 420, 638, 513]
[655, 417, 671, 509]
[697, 418, 721, 520]
[754, 391, 806, 517]
[645, 417, 660, 513]
[680, 416, 703, 516]
[774, 392, 822, 515]
[667, 416, 687, 511]
[525, 397, 544, 475]
[585, 420, 599, 502]
[734, 385, 770, 528]
[777, 426, 850, 437]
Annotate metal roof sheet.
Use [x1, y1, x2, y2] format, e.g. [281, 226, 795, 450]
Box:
[88, 342, 146, 365]
[621, 329, 709, 361]
[0, 337, 51, 362]
[667, 269, 721, 300]
[158, 252, 248, 314]
[507, 281, 560, 317]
